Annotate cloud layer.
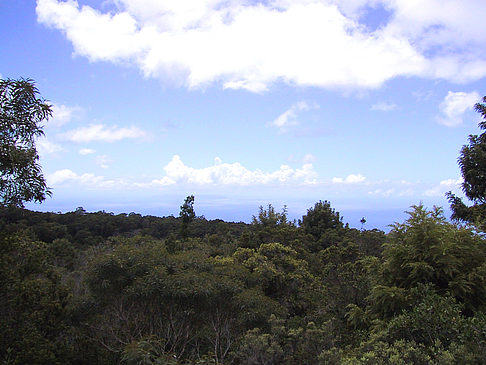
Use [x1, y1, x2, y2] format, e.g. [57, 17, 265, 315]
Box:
[62, 124, 146, 142]
[47, 155, 464, 205]
[47, 169, 124, 188]
[36, 0, 486, 92]
[151, 155, 318, 186]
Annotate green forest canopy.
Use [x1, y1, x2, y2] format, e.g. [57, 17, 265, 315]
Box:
[2, 80, 486, 364]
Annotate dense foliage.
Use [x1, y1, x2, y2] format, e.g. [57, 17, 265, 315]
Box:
[1, 83, 486, 363]
[448, 96, 486, 229]
[2, 201, 486, 364]
[0, 78, 52, 207]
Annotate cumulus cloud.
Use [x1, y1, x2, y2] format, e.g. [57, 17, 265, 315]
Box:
[437, 91, 480, 127]
[150, 155, 317, 186]
[48, 169, 105, 185]
[271, 101, 318, 133]
[62, 124, 146, 142]
[50, 103, 81, 126]
[332, 174, 366, 184]
[36, 0, 486, 91]
[371, 102, 397, 111]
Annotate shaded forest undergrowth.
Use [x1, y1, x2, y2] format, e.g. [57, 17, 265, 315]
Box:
[2, 201, 486, 365]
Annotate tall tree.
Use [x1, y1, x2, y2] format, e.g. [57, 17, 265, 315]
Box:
[300, 200, 344, 239]
[179, 195, 195, 237]
[299, 200, 345, 251]
[447, 96, 486, 227]
[369, 205, 486, 317]
[0, 78, 52, 207]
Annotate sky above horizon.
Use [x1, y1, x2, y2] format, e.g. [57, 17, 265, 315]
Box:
[1, 0, 485, 230]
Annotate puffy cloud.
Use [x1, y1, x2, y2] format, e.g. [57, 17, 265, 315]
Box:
[48, 169, 103, 185]
[48, 169, 79, 185]
[62, 124, 146, 142]
[332, 174, 366, 184]
[437, 91, 480, 127]
[371, 102, 397, 111]
[271, 101, 318, 133]
[36, 0, 147, 62]
[151, 155, 317, 186]
[377, 0, 486, 83]
[50, 103, 81, 126]
[36, 0, 486, 92]
[47, 169, 126, 188]
[381, 0, 486, 50]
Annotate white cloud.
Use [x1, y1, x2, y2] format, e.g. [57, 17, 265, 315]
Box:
[48, 169, 79, 185]
[332, 174, 366, 184]
[424, 178, 462, 197]
[381, 0, 486, 50]
[437, 91, 480, 127]
[47, 168, 126, 188]
[62, 124, 146, 142]
[366, 177, 462, 199]
[151, 155, 318, 186]
[50, 103, 81, 126]
[272, 101, 318, 133]
[79, 148, 96, 155]
[368, 187, 414, 197]
[48, 169, 104, 185]
[36, 0, 147, 62]
[36, 0, 486, 91]
[371, 102, 397, 111]
[36, 137, 64, 155]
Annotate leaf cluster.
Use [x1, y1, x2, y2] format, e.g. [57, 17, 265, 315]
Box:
[0, 78, 52, 207]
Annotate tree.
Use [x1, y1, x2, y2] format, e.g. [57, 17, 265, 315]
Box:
[300, 200, 344, 238]
[0, 78, 52, 207]
[447, 96, 486, 226]
[0, 233, 72, 364]
[179, 195, 195, 237]
[360, 217, 366, 230]
[369, 205, 486, 317]
[299, 200, 345, 250]
[251, 204, 289, 227]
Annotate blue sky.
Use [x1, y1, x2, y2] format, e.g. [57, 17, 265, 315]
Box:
[1, 0, 485, 229]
